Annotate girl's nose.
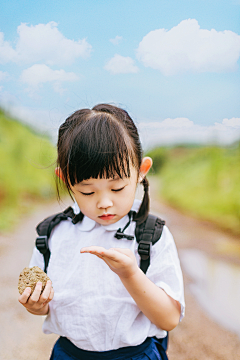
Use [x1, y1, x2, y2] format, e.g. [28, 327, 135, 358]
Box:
[97, 197, 113, 209]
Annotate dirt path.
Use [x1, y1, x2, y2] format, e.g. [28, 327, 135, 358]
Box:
[149, 180, 240, 360]
[1, 186, 240, 359]
[0, 201, 65, 360]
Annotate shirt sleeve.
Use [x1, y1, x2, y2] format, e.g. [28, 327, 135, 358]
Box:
[146, 225, 185, 321]
[29, 246, 45, 270]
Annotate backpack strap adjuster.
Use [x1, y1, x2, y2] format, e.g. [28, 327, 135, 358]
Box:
[138, 240, 151, 260]
[36, 235, 49, 255]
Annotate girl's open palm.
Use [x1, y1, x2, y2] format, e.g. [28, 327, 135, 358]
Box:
[80, 246, 139, 279]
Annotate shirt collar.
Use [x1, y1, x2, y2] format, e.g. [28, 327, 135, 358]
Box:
[79, 215, 97, 232]
[72, 199, 141, 232]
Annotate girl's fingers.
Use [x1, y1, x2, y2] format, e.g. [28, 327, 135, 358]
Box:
[39, 281, 52, 304]
[81, 246, 106, 254]
[28, 282, 42, 304]
[81, 246, 126, 262]
[112, 248, 132, 256]
[81, 246, 137, 277]
[42, 286, 54, 306]
[18, 287, 32, 304]
[81, 246, 107, 258]
[49, 286, 54, 300]
[104, 248, 126, 261]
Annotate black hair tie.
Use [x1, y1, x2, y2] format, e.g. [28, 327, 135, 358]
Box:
[142, 177, 149, 191]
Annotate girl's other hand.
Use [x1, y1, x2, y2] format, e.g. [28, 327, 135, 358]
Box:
[81, 246, 139, 279]
[18, 280, 54, 316]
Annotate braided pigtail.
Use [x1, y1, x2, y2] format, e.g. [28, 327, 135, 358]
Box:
[134, 177, 150, 224]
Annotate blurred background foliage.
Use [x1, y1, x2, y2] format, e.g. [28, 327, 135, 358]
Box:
[0, 108, 57, 231]
[1, 107, 239, 237]
[147, 143, 240, 236]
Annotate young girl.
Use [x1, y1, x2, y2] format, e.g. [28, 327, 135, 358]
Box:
[18, 104, 185, 360]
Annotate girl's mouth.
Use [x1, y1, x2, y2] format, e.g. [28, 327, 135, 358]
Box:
[99, 214, 115, 220]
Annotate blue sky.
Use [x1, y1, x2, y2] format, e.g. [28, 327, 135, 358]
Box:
[0, 0, 240, 147]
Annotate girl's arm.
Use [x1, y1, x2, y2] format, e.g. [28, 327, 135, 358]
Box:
[81, 246, 181, 331]
[120, 265, 181, 331]
[18, 281, 54, 316]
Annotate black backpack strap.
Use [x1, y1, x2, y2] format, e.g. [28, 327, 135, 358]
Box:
[136, 214, 168, 357]
[36, 206, 83, 272]
[135, 214, 165, 274]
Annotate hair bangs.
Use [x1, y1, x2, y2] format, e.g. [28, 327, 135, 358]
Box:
[67, 113, 136, 186]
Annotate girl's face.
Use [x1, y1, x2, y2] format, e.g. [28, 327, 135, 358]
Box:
[70, 165, 139, 225]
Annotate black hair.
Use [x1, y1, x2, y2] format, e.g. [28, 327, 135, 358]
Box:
[56, 104, 149, 223]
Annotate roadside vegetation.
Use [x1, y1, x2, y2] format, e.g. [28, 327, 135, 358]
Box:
[147, 143, 240, 236]
[1, 107, 239, 237]
[0, 109, 57, 231]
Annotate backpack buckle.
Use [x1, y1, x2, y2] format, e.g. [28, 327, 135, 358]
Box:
[115, 229, 134, 240]
[138, 241, 151, 260]
[36, 235, 49, 255]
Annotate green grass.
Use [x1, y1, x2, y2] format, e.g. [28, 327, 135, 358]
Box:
[147, 144, 240, 236]
[0, 109, 57, 231]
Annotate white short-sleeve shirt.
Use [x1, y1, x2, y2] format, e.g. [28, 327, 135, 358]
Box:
[29, 199, 185, 351]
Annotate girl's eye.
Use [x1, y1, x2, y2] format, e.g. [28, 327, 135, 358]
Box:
[80, 192, 94, 196]
[112, 186, 125, 192]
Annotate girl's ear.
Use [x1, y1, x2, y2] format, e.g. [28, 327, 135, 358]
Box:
[55, 167, 65, 183]
[138, 157, 152, 182]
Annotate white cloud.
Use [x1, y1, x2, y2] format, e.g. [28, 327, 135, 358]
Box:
[136, 19, 240, 75]
[110, 36, 123, 45]
[146, 117, 194, 128]
[221, 117, 240, 128]
[105, 54, 139, 74]
[0, 22, 92, 65]
[0, 33, 16, 64]
[20, 64, 79, 93]
[0, 70, 8, 81]
[138, 117, 240, 148]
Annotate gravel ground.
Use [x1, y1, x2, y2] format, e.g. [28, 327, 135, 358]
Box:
[1, 187, 240, 359]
